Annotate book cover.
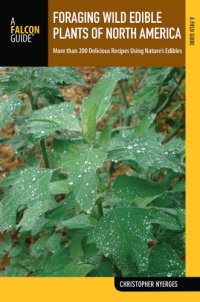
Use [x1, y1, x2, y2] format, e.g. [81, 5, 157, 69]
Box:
[0, 0, 199, 301]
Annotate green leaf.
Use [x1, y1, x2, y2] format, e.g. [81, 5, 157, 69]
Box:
[134, 113, 157, 137]
[31, 247, 94, 276]
[108, 130, 184, 173]
[0, 236, 12, 260]
[144, 243, 184, 277]
[0, 95, 23, 129]
[30, 217, 48, 236]
[42, 195, 76, 230]
[31, 67, 83, 87]
[90, 207, 152, 273]
[112, 175, 165, 207]
[70, 236, 84, 261]
[30, 233, 62, 257]
[31, 249, 72, 276]
[150, 208, 183, 231]
[62, 263, 94, 276]
[0, 264, 29, 277]
[176, 208, 185, 229]
[26, 103, 80, 139]
[152, 193, 180, 208]
[49, 179, 70, 195]
[51, 140, 107, 212]
[0, 68, 83, 99]
[97, 124, 112, 146]
[133, 67, 174, 110]
[80, 69, 128, 142]
[165, 139, 185, 158]
[173, 179, 185, 192]
[88, 261, 114, 276]
[56, 215, 97, 230]
[164, 233, 185, 258]
[0, 81, 21, 94]
[0, 169, 22, 188]
[0, 168, 56, 232]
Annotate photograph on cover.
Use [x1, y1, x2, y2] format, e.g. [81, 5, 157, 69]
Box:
[0, 66, 185, 277]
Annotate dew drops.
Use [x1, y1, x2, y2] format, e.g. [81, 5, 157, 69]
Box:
[167, 273, 172, 277]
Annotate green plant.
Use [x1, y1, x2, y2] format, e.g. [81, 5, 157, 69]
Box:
[0, 67, 185, 277]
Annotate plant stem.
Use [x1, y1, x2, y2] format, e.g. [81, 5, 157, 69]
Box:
[97, 199, 103, 219]
[27, 91, 37, 110]
[154, 71, 185, 114]
[162, 122, 184, 144]
[27, 89, 50, 168]
[40, 140, 50, 168]
[113, 264, 123, 277]
[119, 80, 129, 108]
[119, 80, 132, 126]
